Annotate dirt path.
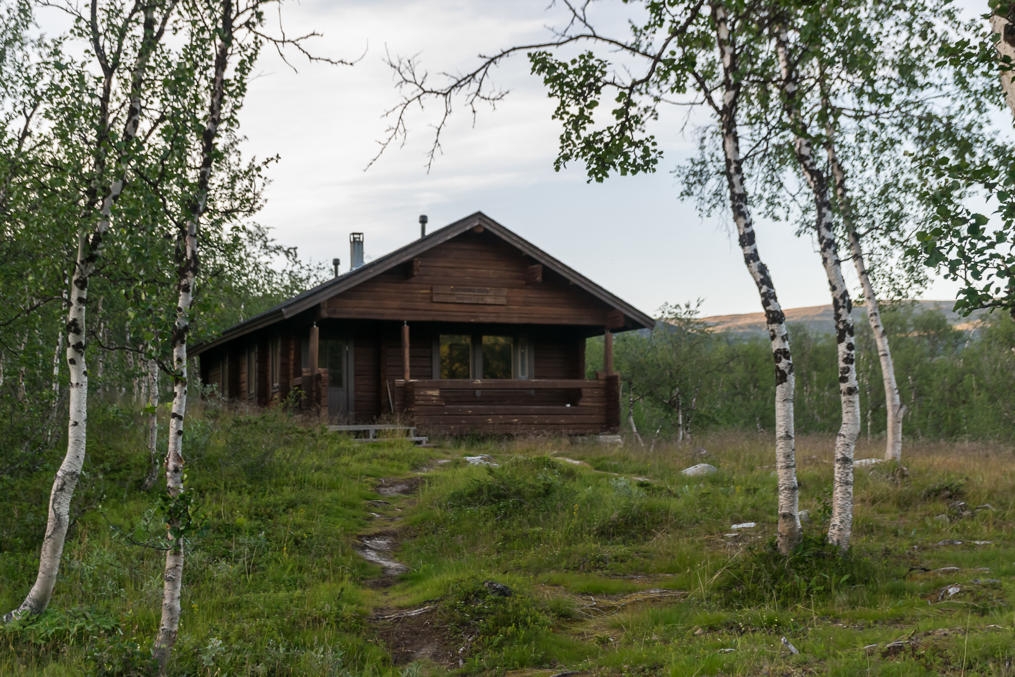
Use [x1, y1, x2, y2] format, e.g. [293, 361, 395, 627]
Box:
[356, 462, 468, 667]
[356, 453, 688, 671]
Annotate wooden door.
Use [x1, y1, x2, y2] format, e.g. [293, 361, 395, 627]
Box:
[323, 338, 353, 422]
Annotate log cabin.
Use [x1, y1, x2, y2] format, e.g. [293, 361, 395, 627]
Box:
[194, 212, 653, 435]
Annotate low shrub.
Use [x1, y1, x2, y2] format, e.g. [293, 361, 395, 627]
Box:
[714, 534, 885, 607]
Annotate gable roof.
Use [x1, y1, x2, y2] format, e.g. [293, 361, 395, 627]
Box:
[193, 211, 654, 356]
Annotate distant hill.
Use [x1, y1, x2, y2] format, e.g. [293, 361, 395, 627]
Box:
[700, 300, 988, 338]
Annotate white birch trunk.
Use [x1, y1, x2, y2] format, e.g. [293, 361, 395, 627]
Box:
[154, 2, 230, 668]
[51, 323, 64, 398]
[713, 1, 801, 554]
[627, 389, 645, 448]
[991, 10, 1015, 119]
[5, 233, 96, 621]
[774, 29, 860, 551]
[4, 2, 166, 622]
[824, 135, 905, 462]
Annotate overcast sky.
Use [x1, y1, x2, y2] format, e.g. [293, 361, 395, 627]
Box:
[58, 0, 995, 317]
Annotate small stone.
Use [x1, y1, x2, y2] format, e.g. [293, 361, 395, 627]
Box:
[483, 580, 512, 597]
[948, 500, 968, 512]
[882, 640, 911, 657]
[695, 447, 709, 457]
[933, 567, 961, 575]
[719, 647, 735, 654]
[971, 578, 1001, 585]
[465, 454, 498, 467]
[556, 457, 585, 465]
[681, 463, 717, 477]
[730, 522, 756, 530]
[937, 584, 962, 601]
[934, 514, 950, 523]
[971, 540, 993, 545]
[974, 503, 995, 512]
[723, 532, 742, 539]
[693, 627, 705, 636]
[935, 539, 964, 546]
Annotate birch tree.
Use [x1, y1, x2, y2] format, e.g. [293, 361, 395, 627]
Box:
[771, 23, 859, 549]
[991, 1, 1015, 117]
[5, 0, 179, 621]
[144, 2, 347, 668]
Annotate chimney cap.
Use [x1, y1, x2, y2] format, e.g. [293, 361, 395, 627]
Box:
[419, 214, 428, 225]
[350, 232, 364, 242]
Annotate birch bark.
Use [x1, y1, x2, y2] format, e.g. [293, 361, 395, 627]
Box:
[823, 132, 905, 462]
[991, 7, 1015, 119]
[626, 388, 645, 447]
[712, 1, 801, 554]
[153, 1, 230, 669]
[4, 1, 172, 622]
[774, 28, 860, 550]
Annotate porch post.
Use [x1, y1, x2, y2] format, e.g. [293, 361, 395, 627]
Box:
[401, 321, 411, 381]
[309, 323, 320, 411]
[603, 329, 614, 375]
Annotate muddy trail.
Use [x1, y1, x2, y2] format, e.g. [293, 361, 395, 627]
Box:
[357, 460, 468, 667]
[354, 453, 691, 673]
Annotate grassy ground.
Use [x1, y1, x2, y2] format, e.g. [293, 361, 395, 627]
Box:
[1, 405, 1013, 675]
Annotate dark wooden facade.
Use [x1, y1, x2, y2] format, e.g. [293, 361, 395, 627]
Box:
[195, 213, 652, 435]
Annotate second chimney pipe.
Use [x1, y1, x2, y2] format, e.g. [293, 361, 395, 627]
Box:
[332, 258, 341, 277]
[350, 232, 364, 270]
[419, 214, 428, 238]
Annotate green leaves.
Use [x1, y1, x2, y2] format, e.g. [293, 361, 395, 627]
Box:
[530, 49, 662, 182]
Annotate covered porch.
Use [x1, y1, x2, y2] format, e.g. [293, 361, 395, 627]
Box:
[295, 318, 622, 435]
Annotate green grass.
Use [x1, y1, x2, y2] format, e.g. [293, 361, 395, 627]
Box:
[1, 410, 1014, 675]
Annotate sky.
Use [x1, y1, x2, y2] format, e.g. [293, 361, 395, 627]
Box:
[44, 0, 991, 318]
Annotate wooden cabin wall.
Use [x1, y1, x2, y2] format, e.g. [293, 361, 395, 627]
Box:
[321, 231, 614, 326]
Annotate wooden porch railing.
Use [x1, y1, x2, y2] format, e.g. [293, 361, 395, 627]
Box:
[394, 376, 620, 435]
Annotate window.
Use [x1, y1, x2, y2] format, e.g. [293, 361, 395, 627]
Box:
[270, 337, 280, 388]
[439, 334, 471, 379]
[481, 336, 512, 379]
[437, 334, 532, 379]
[247, 347, 256, 398]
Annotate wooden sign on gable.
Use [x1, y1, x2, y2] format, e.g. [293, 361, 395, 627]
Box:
[431, 285, 508, 305]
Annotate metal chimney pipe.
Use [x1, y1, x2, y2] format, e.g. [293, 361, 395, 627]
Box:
[332, 258, 341, 277]
[349, 232, 364, 270]
[419, 214, 428, 238]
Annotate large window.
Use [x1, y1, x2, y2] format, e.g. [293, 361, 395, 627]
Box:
[437, 334, 531, 379]
[439, 334, 471, 379]
[481, 336, 512, 379]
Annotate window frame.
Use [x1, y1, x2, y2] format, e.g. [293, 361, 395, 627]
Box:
[434, 333, 533, 380]
[270, 336, 281, 389]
